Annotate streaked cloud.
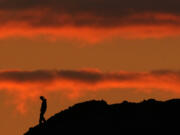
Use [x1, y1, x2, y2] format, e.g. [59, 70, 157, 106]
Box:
[0, 0, 180, 41]
[1, 69, 180, 113]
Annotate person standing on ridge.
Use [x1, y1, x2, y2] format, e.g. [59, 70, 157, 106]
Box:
[39, 96, 47, 124]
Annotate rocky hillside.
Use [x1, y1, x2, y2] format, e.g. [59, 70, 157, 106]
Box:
[24, 99, 180, 135]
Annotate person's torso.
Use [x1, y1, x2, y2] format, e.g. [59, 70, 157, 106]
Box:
[41, 100, 47, 112]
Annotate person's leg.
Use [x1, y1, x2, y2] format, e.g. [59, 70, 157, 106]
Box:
[39, 112, 43, 124]
[42, 116, 46, 123]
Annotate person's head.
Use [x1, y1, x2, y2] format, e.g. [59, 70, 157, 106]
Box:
[40, 96, 46, 101]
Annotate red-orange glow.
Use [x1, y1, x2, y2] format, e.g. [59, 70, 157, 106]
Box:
[1, 24, 180, 43]
[0, 69, 180, 113]
[0, 12, 180, 42]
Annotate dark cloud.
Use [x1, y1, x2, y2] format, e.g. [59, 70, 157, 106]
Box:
[0, 70, 55, 82]
[0, 0, 180, 27]
[0, 0, 180, 14]
[0, 70, 130, 83]
[0, 70, 103, 83]
[0, 69, 179, 84]
[151, 70, 180, 75]
[57, 70, 103, 83]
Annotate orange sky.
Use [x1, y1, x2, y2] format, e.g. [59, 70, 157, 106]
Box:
[1, 0, 180, 135]
[1, 36, 180, 135]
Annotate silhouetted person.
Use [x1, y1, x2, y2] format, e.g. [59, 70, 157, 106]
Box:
[39, 96, 47, 124]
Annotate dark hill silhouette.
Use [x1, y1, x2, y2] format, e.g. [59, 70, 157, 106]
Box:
[24, 99, 180, 135]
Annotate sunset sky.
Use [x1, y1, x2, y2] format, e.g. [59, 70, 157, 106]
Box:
[1, 0, 180, 135]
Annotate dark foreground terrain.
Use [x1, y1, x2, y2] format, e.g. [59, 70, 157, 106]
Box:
[24, 99, 180, 135]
